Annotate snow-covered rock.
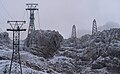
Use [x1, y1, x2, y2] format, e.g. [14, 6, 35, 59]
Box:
[25, 30, 63, 58]
[1, 28, 120, 74]
[0, 60, 53, 74]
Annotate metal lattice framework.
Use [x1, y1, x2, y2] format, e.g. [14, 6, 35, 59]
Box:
[7, 21, 26, 74]
[71, 25, 77, 38]
[92, 19, 97, 35]
[26, 3, 38, 47]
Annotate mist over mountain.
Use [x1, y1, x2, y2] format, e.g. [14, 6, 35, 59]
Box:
[98, 22, 120, 31]
[77, 22, 120, 38]
[77, 29, 91, 38]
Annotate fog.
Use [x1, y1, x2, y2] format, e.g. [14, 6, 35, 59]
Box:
[0, 0, 120, 39]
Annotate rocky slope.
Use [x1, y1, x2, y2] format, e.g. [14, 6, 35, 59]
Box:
[62, 28, 120, 74]
[24, 30, 63, 58]
[0, 28, 120, 74]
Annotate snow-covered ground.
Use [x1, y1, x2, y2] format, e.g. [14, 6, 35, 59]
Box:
[0, 45, 60, 74]
[0, 60, 49, 74]
[1, 28, 120, 74]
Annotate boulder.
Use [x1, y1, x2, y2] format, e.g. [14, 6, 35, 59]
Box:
[25, 30, 63, 58]
[0, 32, 10, 44]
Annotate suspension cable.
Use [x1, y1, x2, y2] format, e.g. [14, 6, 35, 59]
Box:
[21, 10, 26, 21]
[26, 11, 29, 25]
[37, 10, 40, 30]
[0, 0, 14, 20]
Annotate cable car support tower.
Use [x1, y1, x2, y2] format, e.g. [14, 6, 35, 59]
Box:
[26, 3, 38, 47]
[92, 19, 97, 35]
[7, 21, 26, 74]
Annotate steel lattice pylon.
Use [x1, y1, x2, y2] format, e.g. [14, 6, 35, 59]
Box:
[7, 21, 26, 74]
[26, 3, 38, 47]
[71, 25, 77, 38]
[92, 19, 97, 35]
[71, 25, 77, 47]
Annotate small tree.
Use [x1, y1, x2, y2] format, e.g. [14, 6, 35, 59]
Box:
[3, 65, 9, 74]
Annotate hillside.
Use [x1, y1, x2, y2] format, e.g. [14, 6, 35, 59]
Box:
[0, 28, 120, 74]
[98, 22, 120, 31]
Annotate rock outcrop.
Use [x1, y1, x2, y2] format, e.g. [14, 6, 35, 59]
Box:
[0, 32, 10, 44]
[61, 28, 120, 74]
[25, 30, 63, 58]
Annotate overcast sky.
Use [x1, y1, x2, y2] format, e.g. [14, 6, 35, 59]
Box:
[0, 0, 120, 39]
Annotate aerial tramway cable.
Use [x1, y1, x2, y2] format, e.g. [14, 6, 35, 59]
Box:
[0, 0, 14, 20]
[37, 9, 40, 30]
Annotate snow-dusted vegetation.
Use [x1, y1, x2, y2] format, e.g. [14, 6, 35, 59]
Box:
[0, 28, 120, 74]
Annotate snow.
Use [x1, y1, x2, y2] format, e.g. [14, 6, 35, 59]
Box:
[0, 46, 47, 67]
[61, 46, 74, 49]
[0, 43, 62, 74]
[20, 51, 47, 67]
[82, 67, 108, 74]
[1, 28, 120, 73]
[48, 56, 73, 64]
[0, 60, 49, 74]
